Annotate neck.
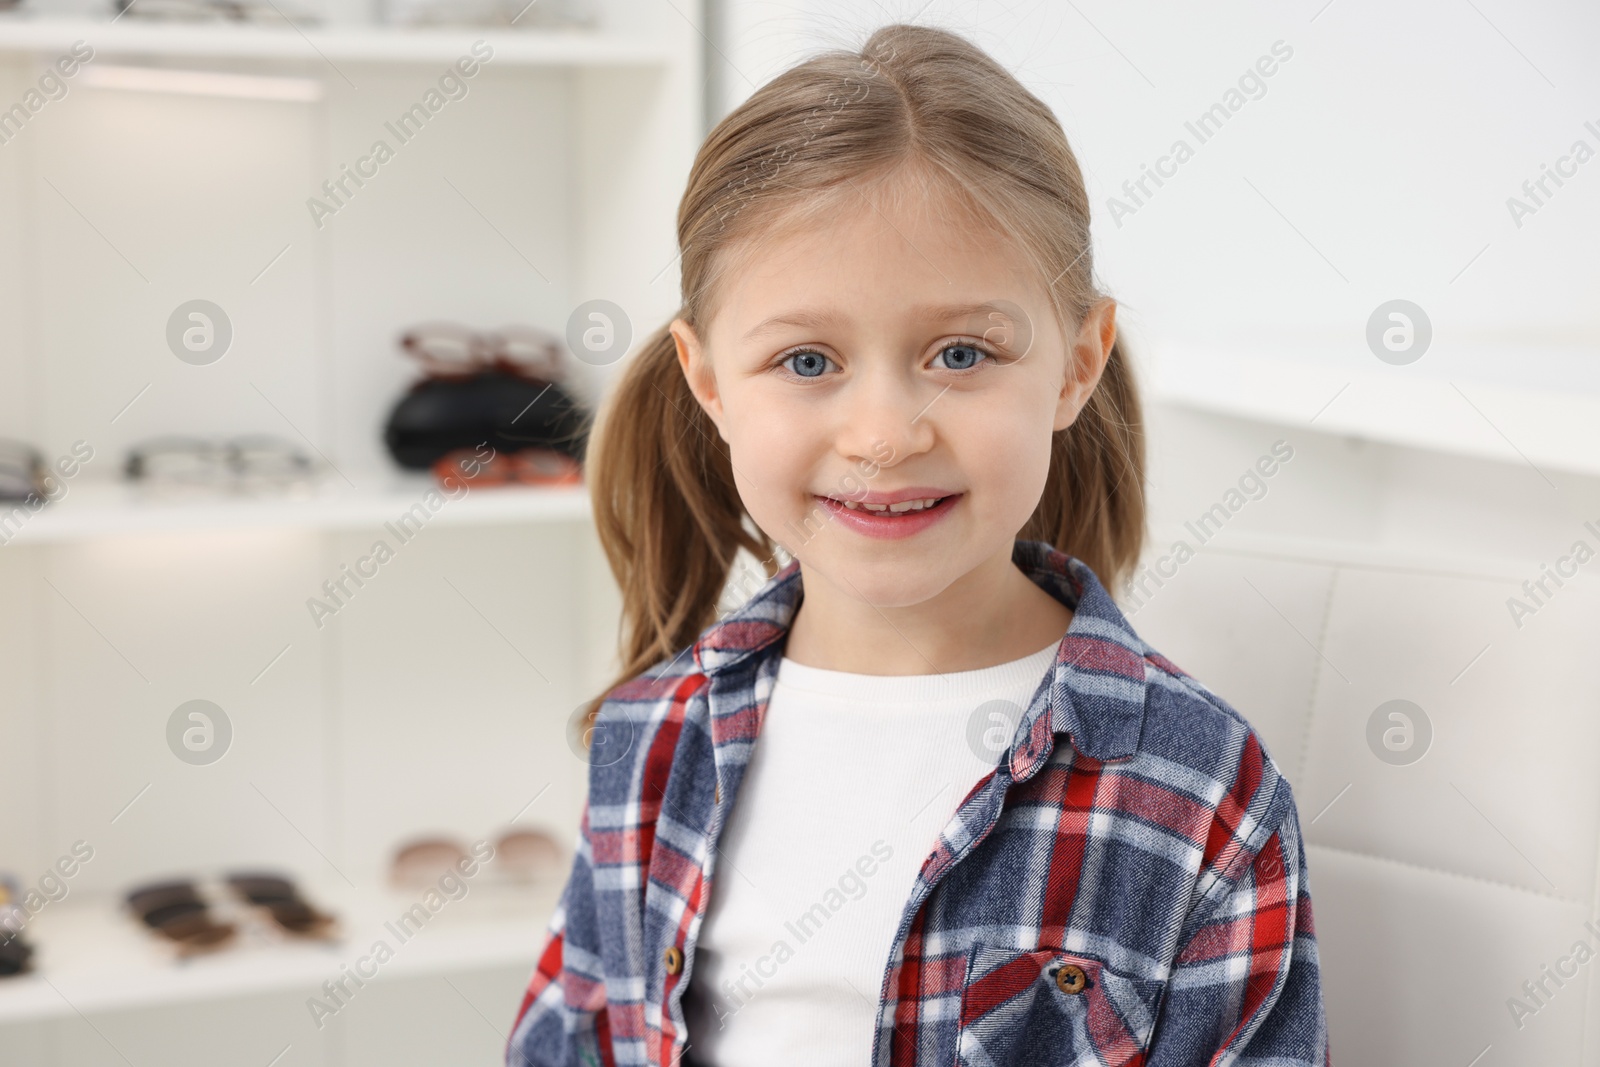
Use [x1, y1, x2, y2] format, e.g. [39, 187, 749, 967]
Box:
[781, 544, 1074, 676]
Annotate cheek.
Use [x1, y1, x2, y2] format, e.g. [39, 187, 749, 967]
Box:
[957, 387, 1056, 518]
[719, 388, 820, 518]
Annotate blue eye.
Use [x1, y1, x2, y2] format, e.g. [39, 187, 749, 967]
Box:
[935, 343, 988, 371]
[781, 350, 834, 378]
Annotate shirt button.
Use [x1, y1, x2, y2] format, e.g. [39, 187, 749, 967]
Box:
[1054, 963, 1087, 995]
[663, 945, 684, 975]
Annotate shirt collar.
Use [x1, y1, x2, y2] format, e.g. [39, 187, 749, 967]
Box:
[690, 538, 1150, 769]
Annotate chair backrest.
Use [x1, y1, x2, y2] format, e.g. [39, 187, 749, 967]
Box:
[1125, 539, 1600, 1063]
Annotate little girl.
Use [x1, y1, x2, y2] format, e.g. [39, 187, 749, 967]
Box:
[509, 23, 1327, 1067]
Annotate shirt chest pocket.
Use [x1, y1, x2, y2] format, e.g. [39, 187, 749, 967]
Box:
[954, 944, 1163, 1067]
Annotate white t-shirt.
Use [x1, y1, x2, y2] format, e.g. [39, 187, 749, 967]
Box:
[681, 639, 1061, 1066]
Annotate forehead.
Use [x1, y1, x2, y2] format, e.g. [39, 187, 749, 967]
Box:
[705, 173, 1054, 339]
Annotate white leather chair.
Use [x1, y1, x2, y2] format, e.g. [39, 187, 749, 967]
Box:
[1126, 541, 1600, 1065]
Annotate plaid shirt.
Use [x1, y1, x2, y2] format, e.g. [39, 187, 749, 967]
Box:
[508, 539, 1329, 1066]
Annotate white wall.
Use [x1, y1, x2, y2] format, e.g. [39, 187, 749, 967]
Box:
[715, 0, 1600, 354]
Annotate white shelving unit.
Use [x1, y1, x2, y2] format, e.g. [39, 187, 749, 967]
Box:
[0, 16, 675, 65]
[4, 476, 589, 544]
[0, 0, 698, 1060]
[0, 878, 564, 1023]
[1145, 340, 1600, 478]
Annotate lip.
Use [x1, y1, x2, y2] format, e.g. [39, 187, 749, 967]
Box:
[814, 491, 961, 541]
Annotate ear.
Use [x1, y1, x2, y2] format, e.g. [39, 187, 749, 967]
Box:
[670, 318, 727, 439]
[1053, 299, 1117, 432]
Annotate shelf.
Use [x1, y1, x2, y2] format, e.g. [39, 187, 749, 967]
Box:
[1146, 341, 1600, 479]
[1141, 524, 1534, 583]
[0, 476, 590, 544]
[0, 16, 674, 66]
[0, 879, 561, 1023]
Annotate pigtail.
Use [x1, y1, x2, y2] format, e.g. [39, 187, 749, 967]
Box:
[584, 319, 776, 725]
[1022, 334, 1146, 594]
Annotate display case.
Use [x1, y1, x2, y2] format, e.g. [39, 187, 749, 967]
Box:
[0, 0, 700, 1061]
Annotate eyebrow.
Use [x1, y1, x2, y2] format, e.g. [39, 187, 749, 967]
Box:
[741, 301, 1018, 342]
[742, 308, 844, 341]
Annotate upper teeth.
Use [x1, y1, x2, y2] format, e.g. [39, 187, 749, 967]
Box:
[840, 497, 945, 512]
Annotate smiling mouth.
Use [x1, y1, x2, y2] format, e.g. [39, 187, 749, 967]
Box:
[827, 495, 949, 514]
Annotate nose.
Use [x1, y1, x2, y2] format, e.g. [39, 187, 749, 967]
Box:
[830, 361, 937, 468]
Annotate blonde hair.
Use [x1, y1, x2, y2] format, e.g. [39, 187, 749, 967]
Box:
[584, 23, 1145, 720]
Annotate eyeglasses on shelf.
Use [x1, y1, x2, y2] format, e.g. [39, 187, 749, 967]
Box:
[400, 322, 565, 381]
[124, 435, 315, 492]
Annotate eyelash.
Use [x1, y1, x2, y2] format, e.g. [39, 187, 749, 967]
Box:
[774, 339, 1002, 381]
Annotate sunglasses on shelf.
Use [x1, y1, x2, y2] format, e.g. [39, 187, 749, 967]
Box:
[0, 879, 35, 978]
[124, 436, 314, 491]
[400, 322, 564, 381]
[387, 0, 598, 29]
[226, 873, 338, 937]
[0, 936, 30, 977]
[125, 880, 236, 956]
[434, 447, 582, 488]
[124, 872, 337, 956]
[390, 828, 564, 890]
[0, 439, 45, 503]
[111, 0, 319, 22]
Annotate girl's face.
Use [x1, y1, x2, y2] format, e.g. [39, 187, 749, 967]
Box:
[671, 179, 1116, 609]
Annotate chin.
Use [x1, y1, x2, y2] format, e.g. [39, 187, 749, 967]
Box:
[796, 538, 963, 607]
